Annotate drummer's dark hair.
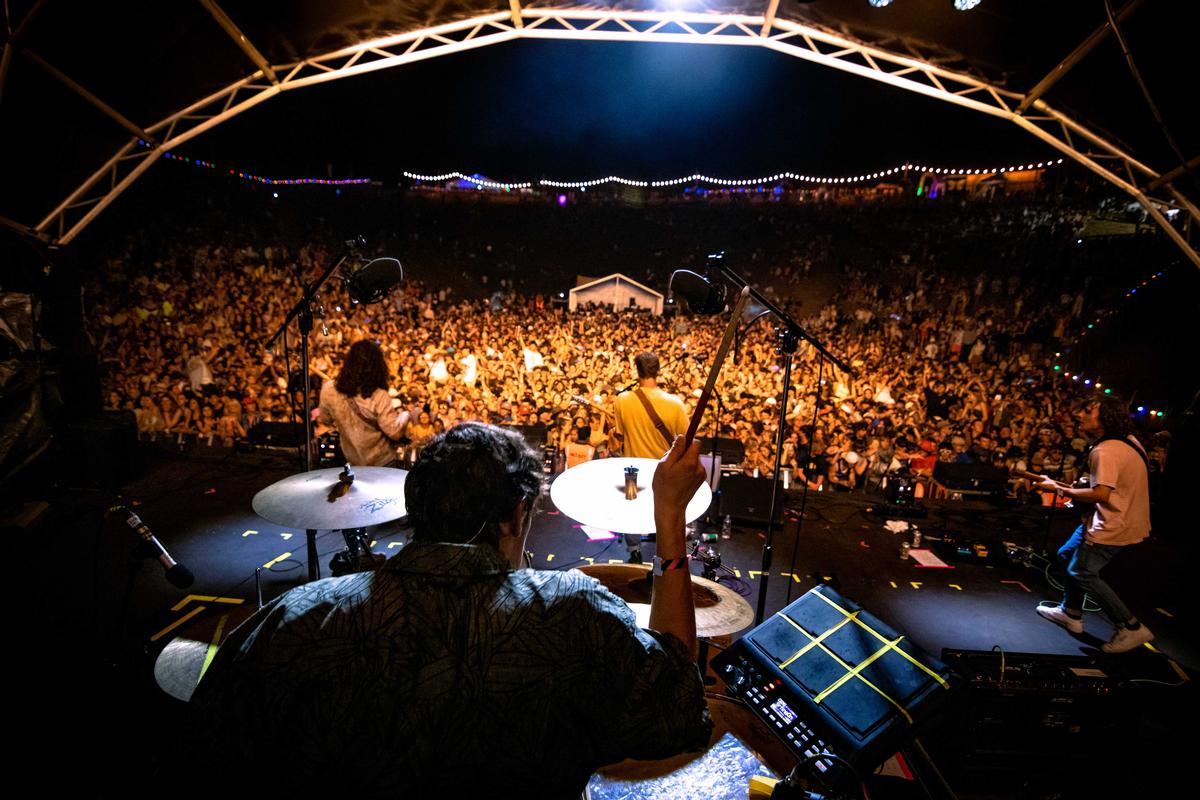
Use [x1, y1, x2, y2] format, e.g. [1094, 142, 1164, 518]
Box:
[336, 340, 389, 399]
[406, 422, 542, 549]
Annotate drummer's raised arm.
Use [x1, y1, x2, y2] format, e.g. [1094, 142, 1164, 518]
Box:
[649, 435, 706, 660]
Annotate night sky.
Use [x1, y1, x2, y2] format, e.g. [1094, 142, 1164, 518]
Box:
[195, 39, 1049, 184]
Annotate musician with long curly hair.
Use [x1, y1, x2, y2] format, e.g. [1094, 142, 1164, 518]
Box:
[318, 340, 408, 466]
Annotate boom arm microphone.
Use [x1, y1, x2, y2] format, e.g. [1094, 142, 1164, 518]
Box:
[347, 257, 405, 304]
[668, 268, 727, 316]
[119, 507, 194, 588]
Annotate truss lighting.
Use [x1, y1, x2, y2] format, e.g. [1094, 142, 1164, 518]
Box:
[953, 0, 982, 9]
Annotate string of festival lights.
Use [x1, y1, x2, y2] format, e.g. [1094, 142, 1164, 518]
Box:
[1054, 266, 1171, 418]
[140, 140, 373, 186]
[146, 138, 1065, 189]
[406, 159, 1066, 190]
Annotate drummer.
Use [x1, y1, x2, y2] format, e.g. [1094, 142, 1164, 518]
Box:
[317, 340, 409, 467]
[190, 423, 712, 797]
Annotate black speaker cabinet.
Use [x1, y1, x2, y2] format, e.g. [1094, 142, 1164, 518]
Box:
[718, 474, 785, 526]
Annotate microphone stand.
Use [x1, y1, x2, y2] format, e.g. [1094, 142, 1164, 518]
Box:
[709, 263, 854, 626]
[265, 238, 362, 472]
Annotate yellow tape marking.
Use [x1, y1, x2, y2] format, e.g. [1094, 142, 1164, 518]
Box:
[242, 530, 258, 537]
[732, 567, 741, 578]
[910, 582, 922, 590]
[608, 559, 626, 564]
[388, 542, 403, 549]
[781, 572, 802, 583]
[949, 584, 963, 591]
[776, 612, 854, 670]
[1155, 607, 1173, 618]
[749, 571, 764, 580]
[171, 595, 244, 612]
[198, 613, 230, 683]
[581, 557, 595, 565]
[811, 589, 949, 689]
[889, 581, 898, 589]
[262, 551, 292, 569]
[150, 605, 205, 642]
[280, 532, 293, 541]
[546, 554, 555, 562]
[1167, 659, 1190, 682]
[369, 539, 377, 548]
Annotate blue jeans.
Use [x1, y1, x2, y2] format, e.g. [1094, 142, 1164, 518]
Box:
[1057, 526, 1134, 626]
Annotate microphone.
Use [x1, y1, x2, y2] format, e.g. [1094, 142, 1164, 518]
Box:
[119, 507, 194, 588]
[347, 257, 405, 304]
[668, 269, 727, 315]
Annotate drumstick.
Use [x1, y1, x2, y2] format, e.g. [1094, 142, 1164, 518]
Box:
[683, 286, 752, 448]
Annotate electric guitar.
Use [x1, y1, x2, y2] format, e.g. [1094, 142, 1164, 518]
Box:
[1014, 470, 1094, 520]
[571, 394, 617, 424]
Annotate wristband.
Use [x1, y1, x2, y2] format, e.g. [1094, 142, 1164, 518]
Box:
[653, 556, 688, 576]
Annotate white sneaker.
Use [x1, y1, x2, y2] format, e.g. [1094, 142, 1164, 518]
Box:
[1036, 604, 1084, 634]
[1101, 625, 1154, 654]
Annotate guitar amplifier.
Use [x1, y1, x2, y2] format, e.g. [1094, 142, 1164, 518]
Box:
[932, 462, 1006, 493]
[712, 586, 956, 782]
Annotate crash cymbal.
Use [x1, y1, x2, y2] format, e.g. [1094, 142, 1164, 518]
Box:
[578, 562, 754, 638]
[252, 465, 408, 530]
[550, 457, 712, 534]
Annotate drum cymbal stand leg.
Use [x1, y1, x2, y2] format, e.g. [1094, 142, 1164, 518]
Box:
[306, 528, 319, 582]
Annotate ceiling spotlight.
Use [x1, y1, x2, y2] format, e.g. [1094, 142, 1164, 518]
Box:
[868, 0, 894, 7]
[953, 0, 982, 9]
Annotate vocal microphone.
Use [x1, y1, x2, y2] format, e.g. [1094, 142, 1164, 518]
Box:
[668, 268, 727, 315]
[347, 257, 405, 304]
[118, 506, 195, 588]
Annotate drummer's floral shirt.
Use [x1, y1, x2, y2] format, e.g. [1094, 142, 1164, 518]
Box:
[190, 541, 712, 797]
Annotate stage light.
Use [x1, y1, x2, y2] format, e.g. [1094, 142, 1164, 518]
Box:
[557, 194, 568, 207]
[272, 192, 278, 198]
[869, 1, 894, 8]
[954, 1, 983, 11]
[1137, 406, 1145, 413]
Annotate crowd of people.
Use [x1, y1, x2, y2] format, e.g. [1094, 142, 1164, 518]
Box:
[86, 187, 1172, 502]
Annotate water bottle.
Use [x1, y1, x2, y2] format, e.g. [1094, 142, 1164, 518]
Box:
[722, 514, 733, 539]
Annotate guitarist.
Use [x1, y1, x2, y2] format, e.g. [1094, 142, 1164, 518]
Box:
[1034, 395, 1153, 653]
[613, 352, 688, 459]
[318, 340, 409, 467]
[612, 352, 689, 564]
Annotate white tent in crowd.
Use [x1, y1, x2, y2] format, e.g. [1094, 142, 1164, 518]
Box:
[568, 274, 664, 315]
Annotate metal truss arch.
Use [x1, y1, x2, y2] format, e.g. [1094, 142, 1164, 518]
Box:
[33, 6, 1197, 267]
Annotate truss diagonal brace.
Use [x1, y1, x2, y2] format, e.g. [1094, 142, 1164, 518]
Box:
[20, 48, 156, 144]
[1017, 0, 1145, 115]
[197, 0, 278, 84]
[760, 0, 780, 37]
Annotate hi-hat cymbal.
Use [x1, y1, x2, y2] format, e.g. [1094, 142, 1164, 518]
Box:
[252, 466, 408, 530]
[578, 562, 754, 638]
[550, 457, 712, 534]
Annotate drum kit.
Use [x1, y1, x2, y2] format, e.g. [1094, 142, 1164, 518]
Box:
[246, 456, 752, 638]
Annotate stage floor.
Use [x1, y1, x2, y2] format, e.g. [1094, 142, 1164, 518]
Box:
[14, 448, 1196, 798]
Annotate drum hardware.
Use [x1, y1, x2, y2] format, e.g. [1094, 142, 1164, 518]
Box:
[252, 464, 408, 581]
[576, 563, 754, 640]
[550, 457, 712, 535]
